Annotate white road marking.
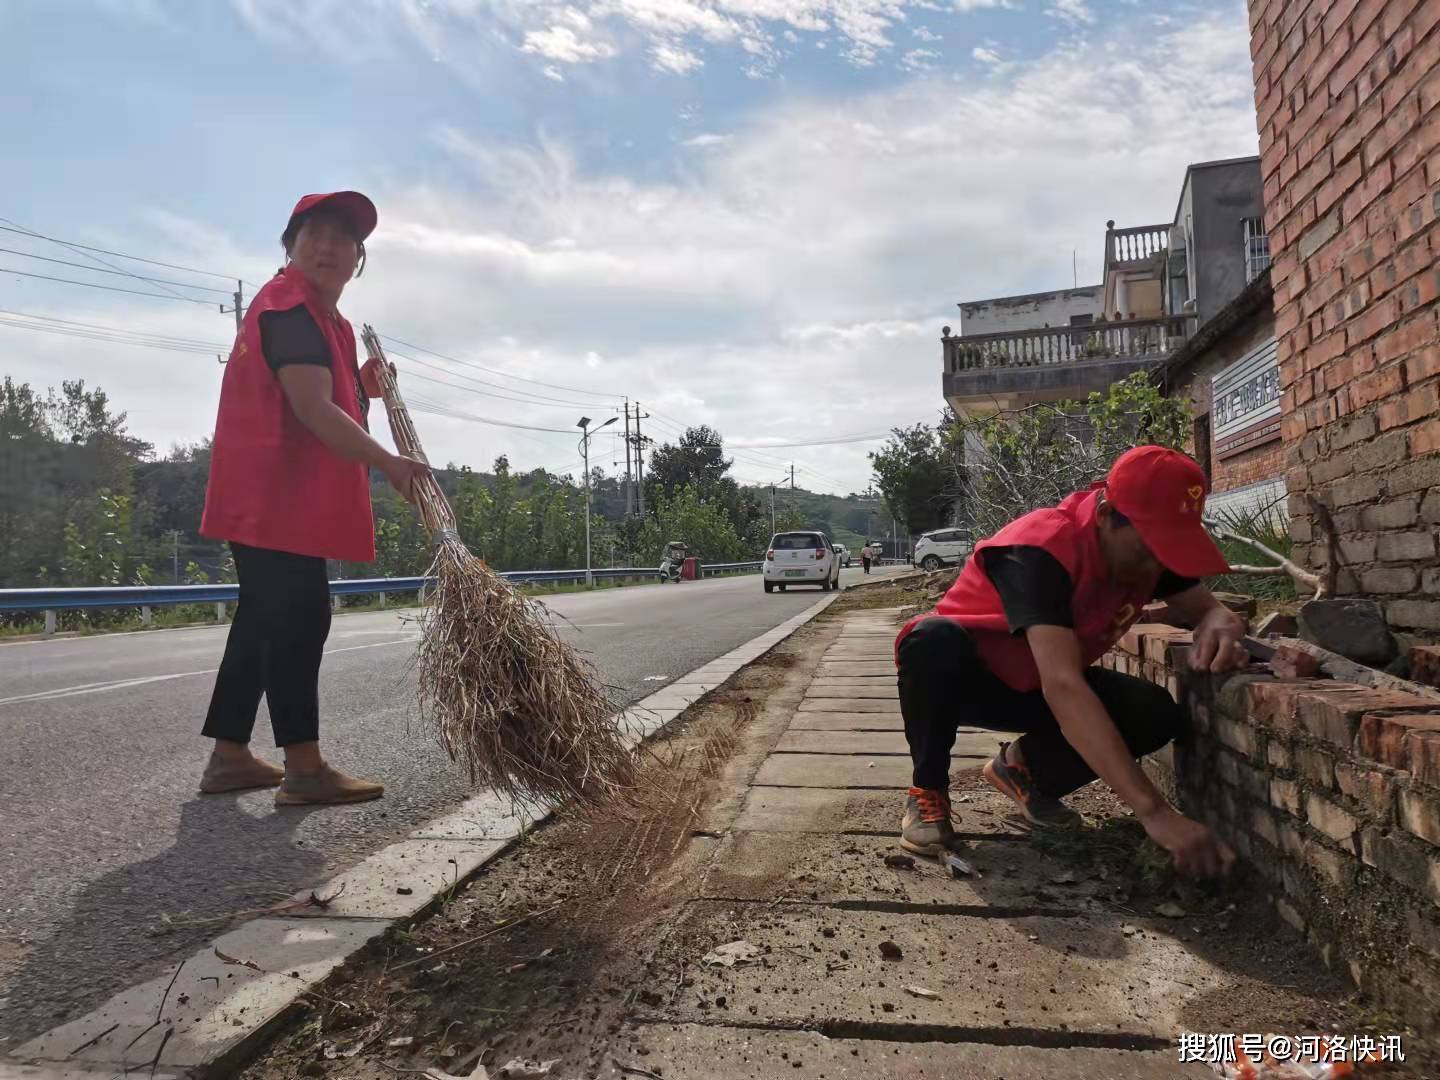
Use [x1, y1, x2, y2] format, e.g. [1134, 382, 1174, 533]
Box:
[0, 637, 419, 707]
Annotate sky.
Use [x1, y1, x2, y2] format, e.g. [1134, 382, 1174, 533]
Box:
[1, 0, 1261, 495]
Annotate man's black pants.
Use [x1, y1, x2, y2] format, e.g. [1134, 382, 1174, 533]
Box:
[201, 542, 332, 748]
[897, 617, 1183, 796]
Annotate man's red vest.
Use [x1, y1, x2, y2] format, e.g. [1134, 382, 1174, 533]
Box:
[895, 488, 1158, 692]
[200, 267, 375, 563]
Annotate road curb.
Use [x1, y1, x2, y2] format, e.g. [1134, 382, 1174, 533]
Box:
[4, 590, 845, 1079]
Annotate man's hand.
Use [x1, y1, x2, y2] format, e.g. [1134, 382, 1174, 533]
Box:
[1141, 806, 1236, 878]
[1190, 605, 1249, 673]
[382, 453, 429, 504]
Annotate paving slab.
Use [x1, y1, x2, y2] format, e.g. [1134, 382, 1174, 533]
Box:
[775, 730, 909, 754]
[806, 673, 896, 684]
[410, 792, 542, 840]
[731, 786, 1030, 836]
[702, 830, 1100, 909]
[657, 903, 1227, 1037]
[816, 662, 894, 677]
[290, 838, 508, 919]
[786, 712, 905, 731]
[597, 1023, 1209, 1079]
[798, 698, 899, 714]
[822, 649, 894, 660]
[0, 1068, 184, 1080]
[14, 917, 388, 1069]
[752, 754, 916, 788]
[805, 686, 898, 701]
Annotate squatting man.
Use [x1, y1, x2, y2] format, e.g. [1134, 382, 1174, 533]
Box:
[895, 446, 1247, 878]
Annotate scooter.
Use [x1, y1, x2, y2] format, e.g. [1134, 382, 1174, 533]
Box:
[658, 541, 688, 583]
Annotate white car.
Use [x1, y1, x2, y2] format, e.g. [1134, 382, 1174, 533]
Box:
[913, 528, 973, 572]
[764, 531, 841, 593]
[834, 544, 851, 567]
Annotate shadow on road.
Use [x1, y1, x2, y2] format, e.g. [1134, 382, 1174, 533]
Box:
[1, 794, 324, 1046]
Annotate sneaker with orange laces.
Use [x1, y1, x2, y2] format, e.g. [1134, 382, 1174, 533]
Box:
[982, 741, 1082, 828]
[900, 786, 963, 856]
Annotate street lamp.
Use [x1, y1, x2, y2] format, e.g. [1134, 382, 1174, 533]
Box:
[578, 415, 618, 587]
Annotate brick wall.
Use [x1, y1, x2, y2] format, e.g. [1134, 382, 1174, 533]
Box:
[1105, 625, 1440, 1026]
[1215, 440, 1287, 492]
[1250, 0, 1440, 631]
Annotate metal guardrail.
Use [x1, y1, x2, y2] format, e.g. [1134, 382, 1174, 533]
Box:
[0, 562, 764, 635]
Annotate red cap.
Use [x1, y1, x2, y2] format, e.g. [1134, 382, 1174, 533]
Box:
[286, 191, 377, 241]
[1104, 445, 1230, 578]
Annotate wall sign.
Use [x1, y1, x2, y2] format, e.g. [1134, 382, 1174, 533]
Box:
[1212, 338, 1280, 445]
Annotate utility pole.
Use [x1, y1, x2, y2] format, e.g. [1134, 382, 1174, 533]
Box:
[232, 281, 243, 333]
[171, 530, 181, 584]
[576, 415, 617, 587]
[789, 463, 795, 490]
[770, 484, 776, 537]
[633, 402, 649, 517]
[622, 400, 633, 517]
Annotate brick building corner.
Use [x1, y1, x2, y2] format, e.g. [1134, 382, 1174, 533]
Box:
[1250, 0, 1440, 632]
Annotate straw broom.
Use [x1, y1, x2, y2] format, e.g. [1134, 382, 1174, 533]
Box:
[360, 325, 637, 809]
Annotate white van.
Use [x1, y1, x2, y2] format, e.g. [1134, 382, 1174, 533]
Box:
[764, 531, 841, 593]
[912, 528, 972, 571]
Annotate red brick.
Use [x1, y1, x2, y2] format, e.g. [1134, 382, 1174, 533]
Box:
[1341, 158, 1394, 224]
[1308, 690, 1440, 752]
[1399, 268, 1440, 314]
[1351, 362, 1407, 406]
[1304, 267, 1347, 316]
[1379, 0, 1425, 38]
[1374, 309, 1439, 362]
[1346, 293, 1401, 346]
[1335, 761, 1399, 820]
[1405, 343, 1440, 382]
[1378, 382, 1440, 428]
[1412, 646, 1440, 690]
[1421, 67, 1440, 113]
[1410, 729, 1440, 785]
[1323, 22, 1377, 98]
[1381, 22, 1440, 115]
[1359, 711, 1440, 767]
[1334, 94, 1386, 165]
[1411, 417, 1440, 454]
[1306, 793, 1363, 851]
[1246, 680, 1338, 731]
[1399, 787, 1440, 846]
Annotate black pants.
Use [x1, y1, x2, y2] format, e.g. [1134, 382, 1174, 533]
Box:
[862, 557, 872, 574]
[897, 618, 1182, 796]
[202, 542, 332, 748]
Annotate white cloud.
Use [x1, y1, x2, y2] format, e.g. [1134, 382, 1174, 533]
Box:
[651, 41, 705, 72]
[972, 45, 1000, 63]
[521, 24, 618, 64]
[1047, 0, 1095, 25]
[683, 132, 735, 146]
[912, 25, 941, 41]
[25, 4, 1259, 494]
[901, 47, 940, 71]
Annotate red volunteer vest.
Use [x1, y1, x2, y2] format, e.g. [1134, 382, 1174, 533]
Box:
[200, 267, 376, 563]
[894, 489, 1158, 692]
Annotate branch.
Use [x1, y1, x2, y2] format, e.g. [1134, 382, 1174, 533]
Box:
[1205, 519, 1326, 601]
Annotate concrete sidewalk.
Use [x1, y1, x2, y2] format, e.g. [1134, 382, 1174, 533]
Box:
[605, 607, 1221, 1078]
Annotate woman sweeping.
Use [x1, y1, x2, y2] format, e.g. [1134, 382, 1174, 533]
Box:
[197, 190, 428, 805]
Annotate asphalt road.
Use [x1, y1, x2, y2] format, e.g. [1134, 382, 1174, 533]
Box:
[0, 564, 904, 1045]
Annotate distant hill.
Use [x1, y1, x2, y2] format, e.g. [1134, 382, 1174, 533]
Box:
[740, 485, 890, 550]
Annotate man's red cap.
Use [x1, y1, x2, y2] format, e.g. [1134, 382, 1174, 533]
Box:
[286, 191, 378, 241]
[1104, 445, 1230, 578]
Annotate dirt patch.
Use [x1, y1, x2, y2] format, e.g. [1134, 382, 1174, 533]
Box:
[238, 626, 833, 1080]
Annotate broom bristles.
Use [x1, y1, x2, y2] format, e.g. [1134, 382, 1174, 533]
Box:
[362, 326, 637, 809]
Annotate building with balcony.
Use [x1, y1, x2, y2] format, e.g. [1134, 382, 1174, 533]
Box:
[942, 155, 1283, 522]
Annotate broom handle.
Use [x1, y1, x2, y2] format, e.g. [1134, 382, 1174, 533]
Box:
[360, 324, 457, 537]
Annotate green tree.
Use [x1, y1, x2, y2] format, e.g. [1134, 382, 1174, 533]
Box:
[868, 423, 957, 539]
[947, 372, 1191, 539]
[637, 484, 744, 564]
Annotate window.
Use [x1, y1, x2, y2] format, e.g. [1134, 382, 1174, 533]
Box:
[773, 533, 822, 549]
[1244, 217, 1271, 283]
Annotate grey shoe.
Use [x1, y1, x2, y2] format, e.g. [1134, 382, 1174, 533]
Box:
[982, 742, 1082, 829]
[275, 764, 384, 805]
[900, 788, 963, 857]
[199, 753, 285, 794]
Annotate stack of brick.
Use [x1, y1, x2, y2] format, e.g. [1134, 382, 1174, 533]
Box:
[1101, 624, 1440, 1026]
[1247, 0, 1440, 631]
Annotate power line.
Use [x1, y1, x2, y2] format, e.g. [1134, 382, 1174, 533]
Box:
[0, 222, 239, 281]
[0, 247, 232, 295]
[378, 332, 621, 401]
[383, 344, 616, 409]
[0, 266, 220, 306]
[406, 397, 582, 434]
[0, 311, 225, 356]
[0, 308, 227, 349]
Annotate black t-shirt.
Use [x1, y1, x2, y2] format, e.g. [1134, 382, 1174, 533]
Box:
[979, 545, 1197, 636]
[259, 304, 368, 428]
